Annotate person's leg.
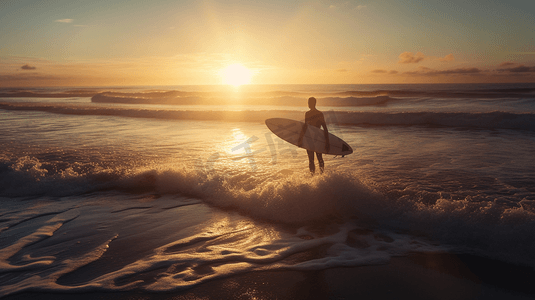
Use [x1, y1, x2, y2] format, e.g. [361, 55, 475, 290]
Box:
[307, 150, 315, 174]
[317, 152, 324, 173]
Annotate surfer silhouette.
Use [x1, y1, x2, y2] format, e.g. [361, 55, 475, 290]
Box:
[298, 97, 330, 174]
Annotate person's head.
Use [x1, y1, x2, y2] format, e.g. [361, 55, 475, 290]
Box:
[308, 97, 316, 109]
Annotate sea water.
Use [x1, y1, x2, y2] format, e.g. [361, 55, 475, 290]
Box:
[1, 83, 535, 296]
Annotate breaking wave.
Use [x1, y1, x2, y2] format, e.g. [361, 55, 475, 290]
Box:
[2, 101, 535, 131]
[1, 154, 535, 270]
[91, 92, 398, 107]
[2, 84, 534, 100]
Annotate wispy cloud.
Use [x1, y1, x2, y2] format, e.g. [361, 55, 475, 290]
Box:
[398, 52, 425, 64]
[499, 62, 516, 67]
[328, 2, 365, 11]
[439, 54, 455, 62]
[21, 64, 36, 70]
[371, 69, 398, 74]
[497, 65, 535, 73]
[399, 52, 455, 64]
[405, 66, 482, 76]
[55, 19, 73, 23]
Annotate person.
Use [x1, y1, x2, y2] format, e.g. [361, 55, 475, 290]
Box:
[298, 97, 330, 174]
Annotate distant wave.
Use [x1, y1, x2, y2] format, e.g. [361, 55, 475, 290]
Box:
[331, 110, 535, 131]
[336, 88, 535, 98]
[2, 85, 533, 100]
[0, 89, 100, 98]
[92, 92, 397, 107]
[2, 102, 535, 131]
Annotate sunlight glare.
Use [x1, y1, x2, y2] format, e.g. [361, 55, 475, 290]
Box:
[221, 64, 253, 86]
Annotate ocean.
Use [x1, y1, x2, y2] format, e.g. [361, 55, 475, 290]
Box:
[1, 83, 535, 298]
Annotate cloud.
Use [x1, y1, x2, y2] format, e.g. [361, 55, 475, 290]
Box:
[399, 52, 455, 63]
[401, 65, 535, 79]
[21, 64, 36, 70]
[439, 54, 455, 62]
[329, 3, 365, 11]
[405, 66, 482, 76]
[371, 69, 398, 75]
[55, 19, 73, 23]
[497, 65, 535, 73]
[398, 52, 425, 64]
[337, 69, 348, 72]
[0, 73, 61, 81]
[499, 62, 516, 67]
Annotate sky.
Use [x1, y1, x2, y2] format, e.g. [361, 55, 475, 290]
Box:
[0, 0, 534, 86]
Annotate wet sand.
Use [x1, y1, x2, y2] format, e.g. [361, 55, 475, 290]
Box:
[4, 252, 535, 300]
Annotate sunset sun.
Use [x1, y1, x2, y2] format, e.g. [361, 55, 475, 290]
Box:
[221, 64, 253, 86]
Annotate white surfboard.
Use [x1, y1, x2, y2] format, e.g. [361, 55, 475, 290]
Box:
[265, 118, 353, 156]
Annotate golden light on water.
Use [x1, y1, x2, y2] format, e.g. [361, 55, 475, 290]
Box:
[221, 64, 253, 86]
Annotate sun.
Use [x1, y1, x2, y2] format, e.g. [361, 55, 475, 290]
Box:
[221, 64, 253, 86]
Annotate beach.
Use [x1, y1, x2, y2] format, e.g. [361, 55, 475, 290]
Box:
[1, 83, 535, 299]
[4, 254, 535, 299]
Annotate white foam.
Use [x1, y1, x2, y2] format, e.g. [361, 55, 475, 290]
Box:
[0, 235, 120, 297]
[0, 210, 79, 273]
[2, 154, 535, 283]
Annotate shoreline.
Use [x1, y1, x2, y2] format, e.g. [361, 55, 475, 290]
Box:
[4, 252, 535, 300]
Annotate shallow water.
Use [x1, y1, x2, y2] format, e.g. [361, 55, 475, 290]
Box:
[1, 83, 535, 296]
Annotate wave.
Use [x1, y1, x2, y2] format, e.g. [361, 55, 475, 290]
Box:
[2, 84, 534, 101]
[2, 101, 535, 131]
[2, 155, 535, 270]
[331, 110, 535, 131]
[91, 92, 397, 107]
[337, 88, 535, 98]
[0, 155, 380, 225]
[0, 89, 102, 98]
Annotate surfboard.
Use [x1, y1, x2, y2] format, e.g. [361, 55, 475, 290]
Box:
[265, 118, 353, 156]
